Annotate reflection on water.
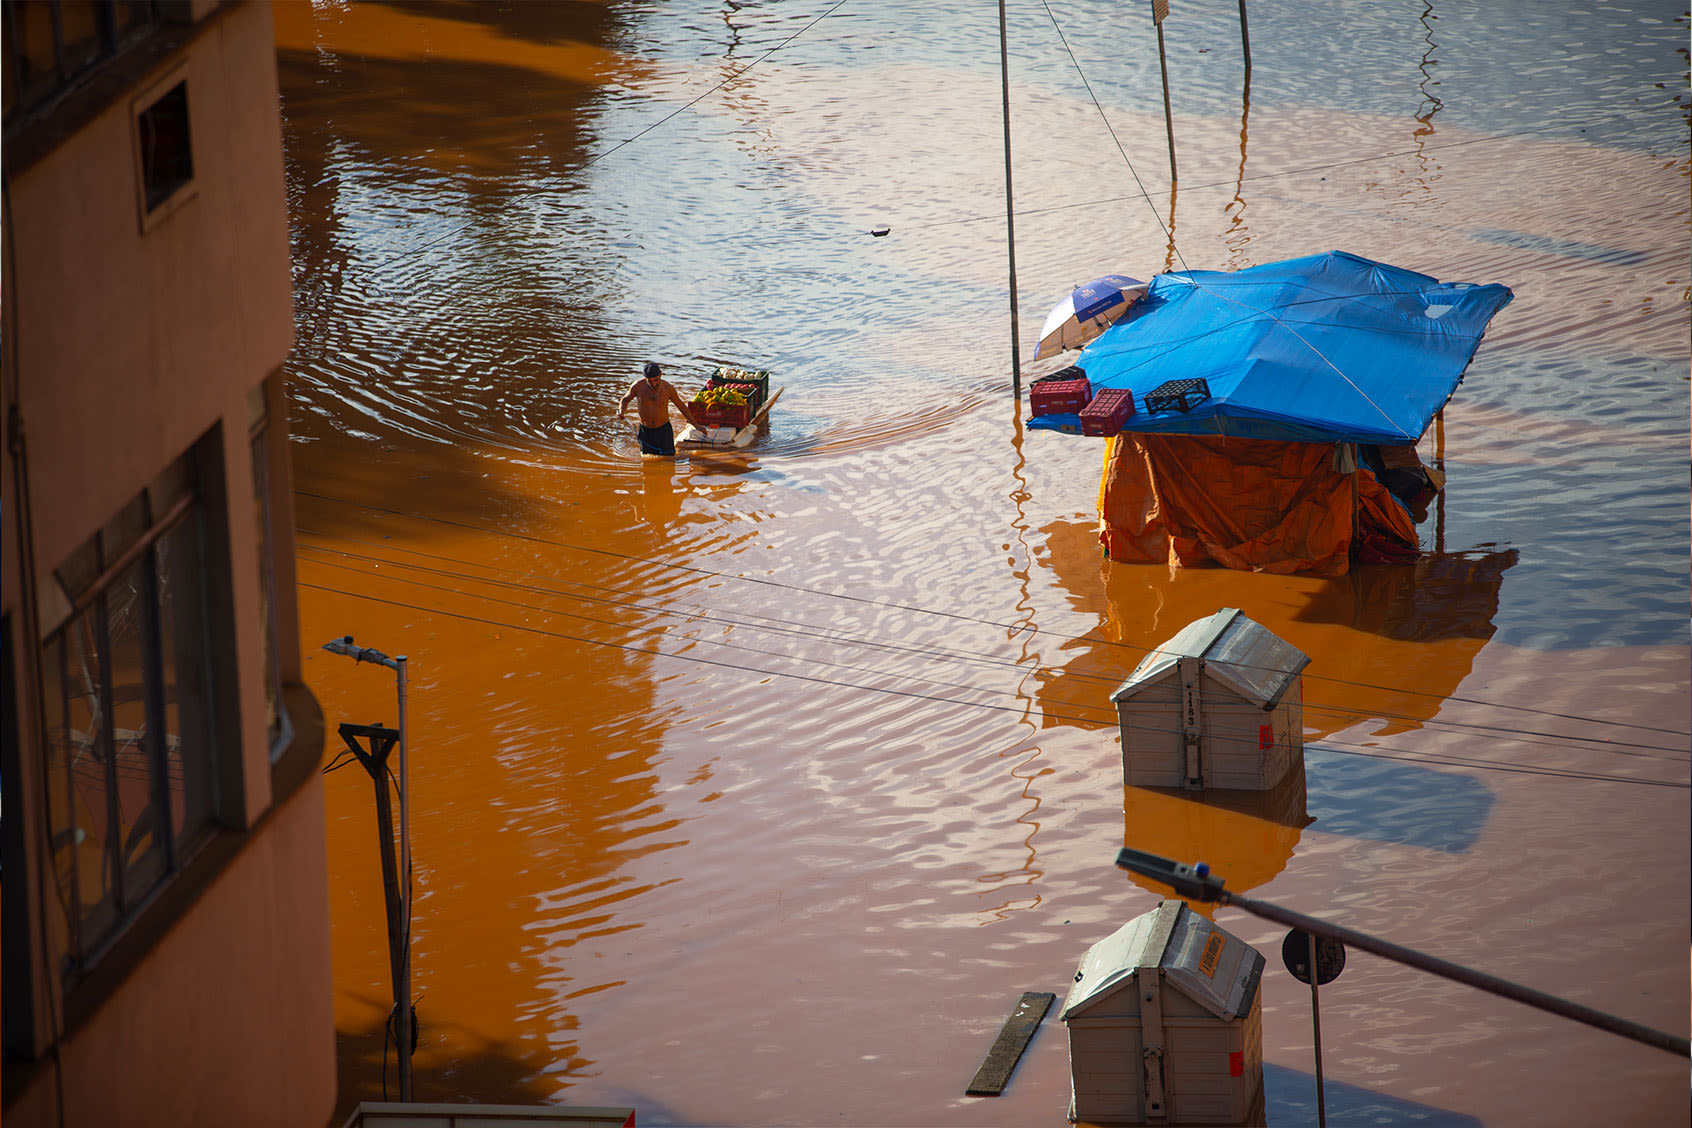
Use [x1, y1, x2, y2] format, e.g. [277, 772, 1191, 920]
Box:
[1121, 761, 1315, 914]
[278, 2, 1688, 1125]
[1035, 519, 1519, 740]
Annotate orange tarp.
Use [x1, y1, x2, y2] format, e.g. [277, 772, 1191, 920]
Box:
[1097, 433, 1420, 577]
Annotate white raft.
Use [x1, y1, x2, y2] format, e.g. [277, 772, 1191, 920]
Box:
[678, 386, 783, 450]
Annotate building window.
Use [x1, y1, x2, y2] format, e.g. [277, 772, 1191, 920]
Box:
[136, 77, 192, 212]
[248, 384, 291, 761]
[2, 0, 159, 122]
[41, 447, 220, 978]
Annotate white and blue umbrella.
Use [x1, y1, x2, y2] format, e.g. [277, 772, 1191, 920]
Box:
[1032, 274, 1147, 360]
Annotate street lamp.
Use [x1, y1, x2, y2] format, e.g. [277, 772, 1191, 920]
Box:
[323, 635, 413, 1100]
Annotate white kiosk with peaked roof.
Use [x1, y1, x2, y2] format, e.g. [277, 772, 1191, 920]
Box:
[1062, 900, 1265, 1125]
[1112, 608, 1310, 790]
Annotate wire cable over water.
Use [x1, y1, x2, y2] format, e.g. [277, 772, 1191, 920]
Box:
[295, 575, 1689, 792]
[294, 489, 1692, 747]
[295, 533, 1691, 763]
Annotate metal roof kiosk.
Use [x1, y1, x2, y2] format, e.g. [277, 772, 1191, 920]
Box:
[1063, 900, 1266, 1125]
[1111, 609, 1310, 791]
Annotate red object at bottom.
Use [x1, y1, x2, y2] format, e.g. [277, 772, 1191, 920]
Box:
[1229, 1051, 1244, 1077]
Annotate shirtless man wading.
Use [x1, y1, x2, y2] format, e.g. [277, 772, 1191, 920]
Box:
[618, 361, 700, 457]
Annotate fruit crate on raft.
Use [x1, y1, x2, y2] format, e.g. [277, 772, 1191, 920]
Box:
[708, 366, 770, 414]
[693, 400, 751, 429]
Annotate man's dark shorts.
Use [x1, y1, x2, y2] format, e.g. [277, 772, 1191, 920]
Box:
[638, 422, 676, 456]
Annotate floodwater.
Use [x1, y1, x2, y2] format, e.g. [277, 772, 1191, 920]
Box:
[273, 3, 1689, 1125]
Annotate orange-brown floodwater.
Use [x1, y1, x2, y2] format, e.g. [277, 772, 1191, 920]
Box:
[273, 4, 1689, 1125]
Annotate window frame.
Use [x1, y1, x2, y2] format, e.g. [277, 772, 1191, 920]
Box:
[248, 391, 294, 763]
[2, 0, 160, 125]
[128, 63, 195, 232]
[39, 450, 226, 984]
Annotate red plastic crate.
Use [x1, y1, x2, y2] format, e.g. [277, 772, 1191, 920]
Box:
[693, 401, 751, 429]
[1030, 376, 1092, 416]
[1079, 387, 1135, 436]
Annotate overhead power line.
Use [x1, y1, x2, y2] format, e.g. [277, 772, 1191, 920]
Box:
[296, 536, 1691, 763]
[296, 575, 1690, 792]
[293, 490, 1692, 745]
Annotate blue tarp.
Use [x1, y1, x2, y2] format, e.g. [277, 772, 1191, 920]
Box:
[1028, 251, 1513, 445]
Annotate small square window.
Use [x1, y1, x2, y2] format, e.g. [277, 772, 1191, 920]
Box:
[137, 79, 193, 212]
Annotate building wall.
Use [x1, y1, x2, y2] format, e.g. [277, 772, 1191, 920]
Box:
[2, 2, 334, 1124]
[57, 768, 334, 1128]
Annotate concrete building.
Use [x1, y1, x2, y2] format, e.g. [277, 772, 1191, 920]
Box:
[2, 2, 333, 1124]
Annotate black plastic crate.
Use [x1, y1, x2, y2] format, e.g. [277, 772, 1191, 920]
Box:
[1143, 378, 1211, 415]
[1033, 364, 1086, 384]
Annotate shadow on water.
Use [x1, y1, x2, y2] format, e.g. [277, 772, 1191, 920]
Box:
[1119, 749, 1493, 920]
[274, 0, 619, 175]
[1304, 746, 1494, 854]
[330, 991, 559, 1125]
[275, 1, 652, 462]
[366, 0, 626, 50]
[1290, 549, 1518, 643]
[1120, 761, 1314, 915]
[1263, 1062, 1483, 1128]
[289, 432, 540, 546]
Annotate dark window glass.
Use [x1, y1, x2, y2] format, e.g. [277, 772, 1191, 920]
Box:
[137, 79, 192, 211]
[104, 561, 168, 906]
[59, 0, 105, 75]
[15, 3, 59, 89]
[157, 514, 216, 849]
[4, 1, 160, 121]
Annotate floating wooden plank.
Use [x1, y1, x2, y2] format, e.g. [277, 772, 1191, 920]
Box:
[965, 991, 1056, 1097]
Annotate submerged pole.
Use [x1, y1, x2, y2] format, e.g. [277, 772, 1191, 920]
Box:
[1153, 0, 1178, 184]
[323, 637, 415, 1099]
[1307, 930, 1328, 1128]
[1238, 0, 1251, 84]
[1000, 0, 1023, 397]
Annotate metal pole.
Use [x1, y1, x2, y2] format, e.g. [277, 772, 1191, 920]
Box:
[368, 737, 411, 1101]
[395, 654, 412, 1101]
[324, 637, 415, 1099]
[1307, 931, 1327, 1128]
[999, 0, 1023, 397]
[1237, 0, 1251, 85]
[1434, 408, 1446, 554]
[1115, 847, 1691, 1058]
[1225, 889, 1691, 1058]
[1154, 12, 1178, 184]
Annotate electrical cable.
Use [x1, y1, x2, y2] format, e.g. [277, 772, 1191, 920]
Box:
[298, 539, 1091, 694]
[297, 578, 1689, 790]
[296, 541, 1690, 763]
[297, 554, 1690, 768]
[301, 550, 1095, 714]
[913, 112, 1635, 237]
[1039, 0, 1188, 277]
[293, 491, 1691, 742]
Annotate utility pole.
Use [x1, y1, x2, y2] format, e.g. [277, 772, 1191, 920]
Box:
[1238, 0, 1251, 85]
[324, 636, 413, 1099]
[1000, 0, 1023, 397]
[1152, 0, 1178, 185]
[336, 722, 414, 1100]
